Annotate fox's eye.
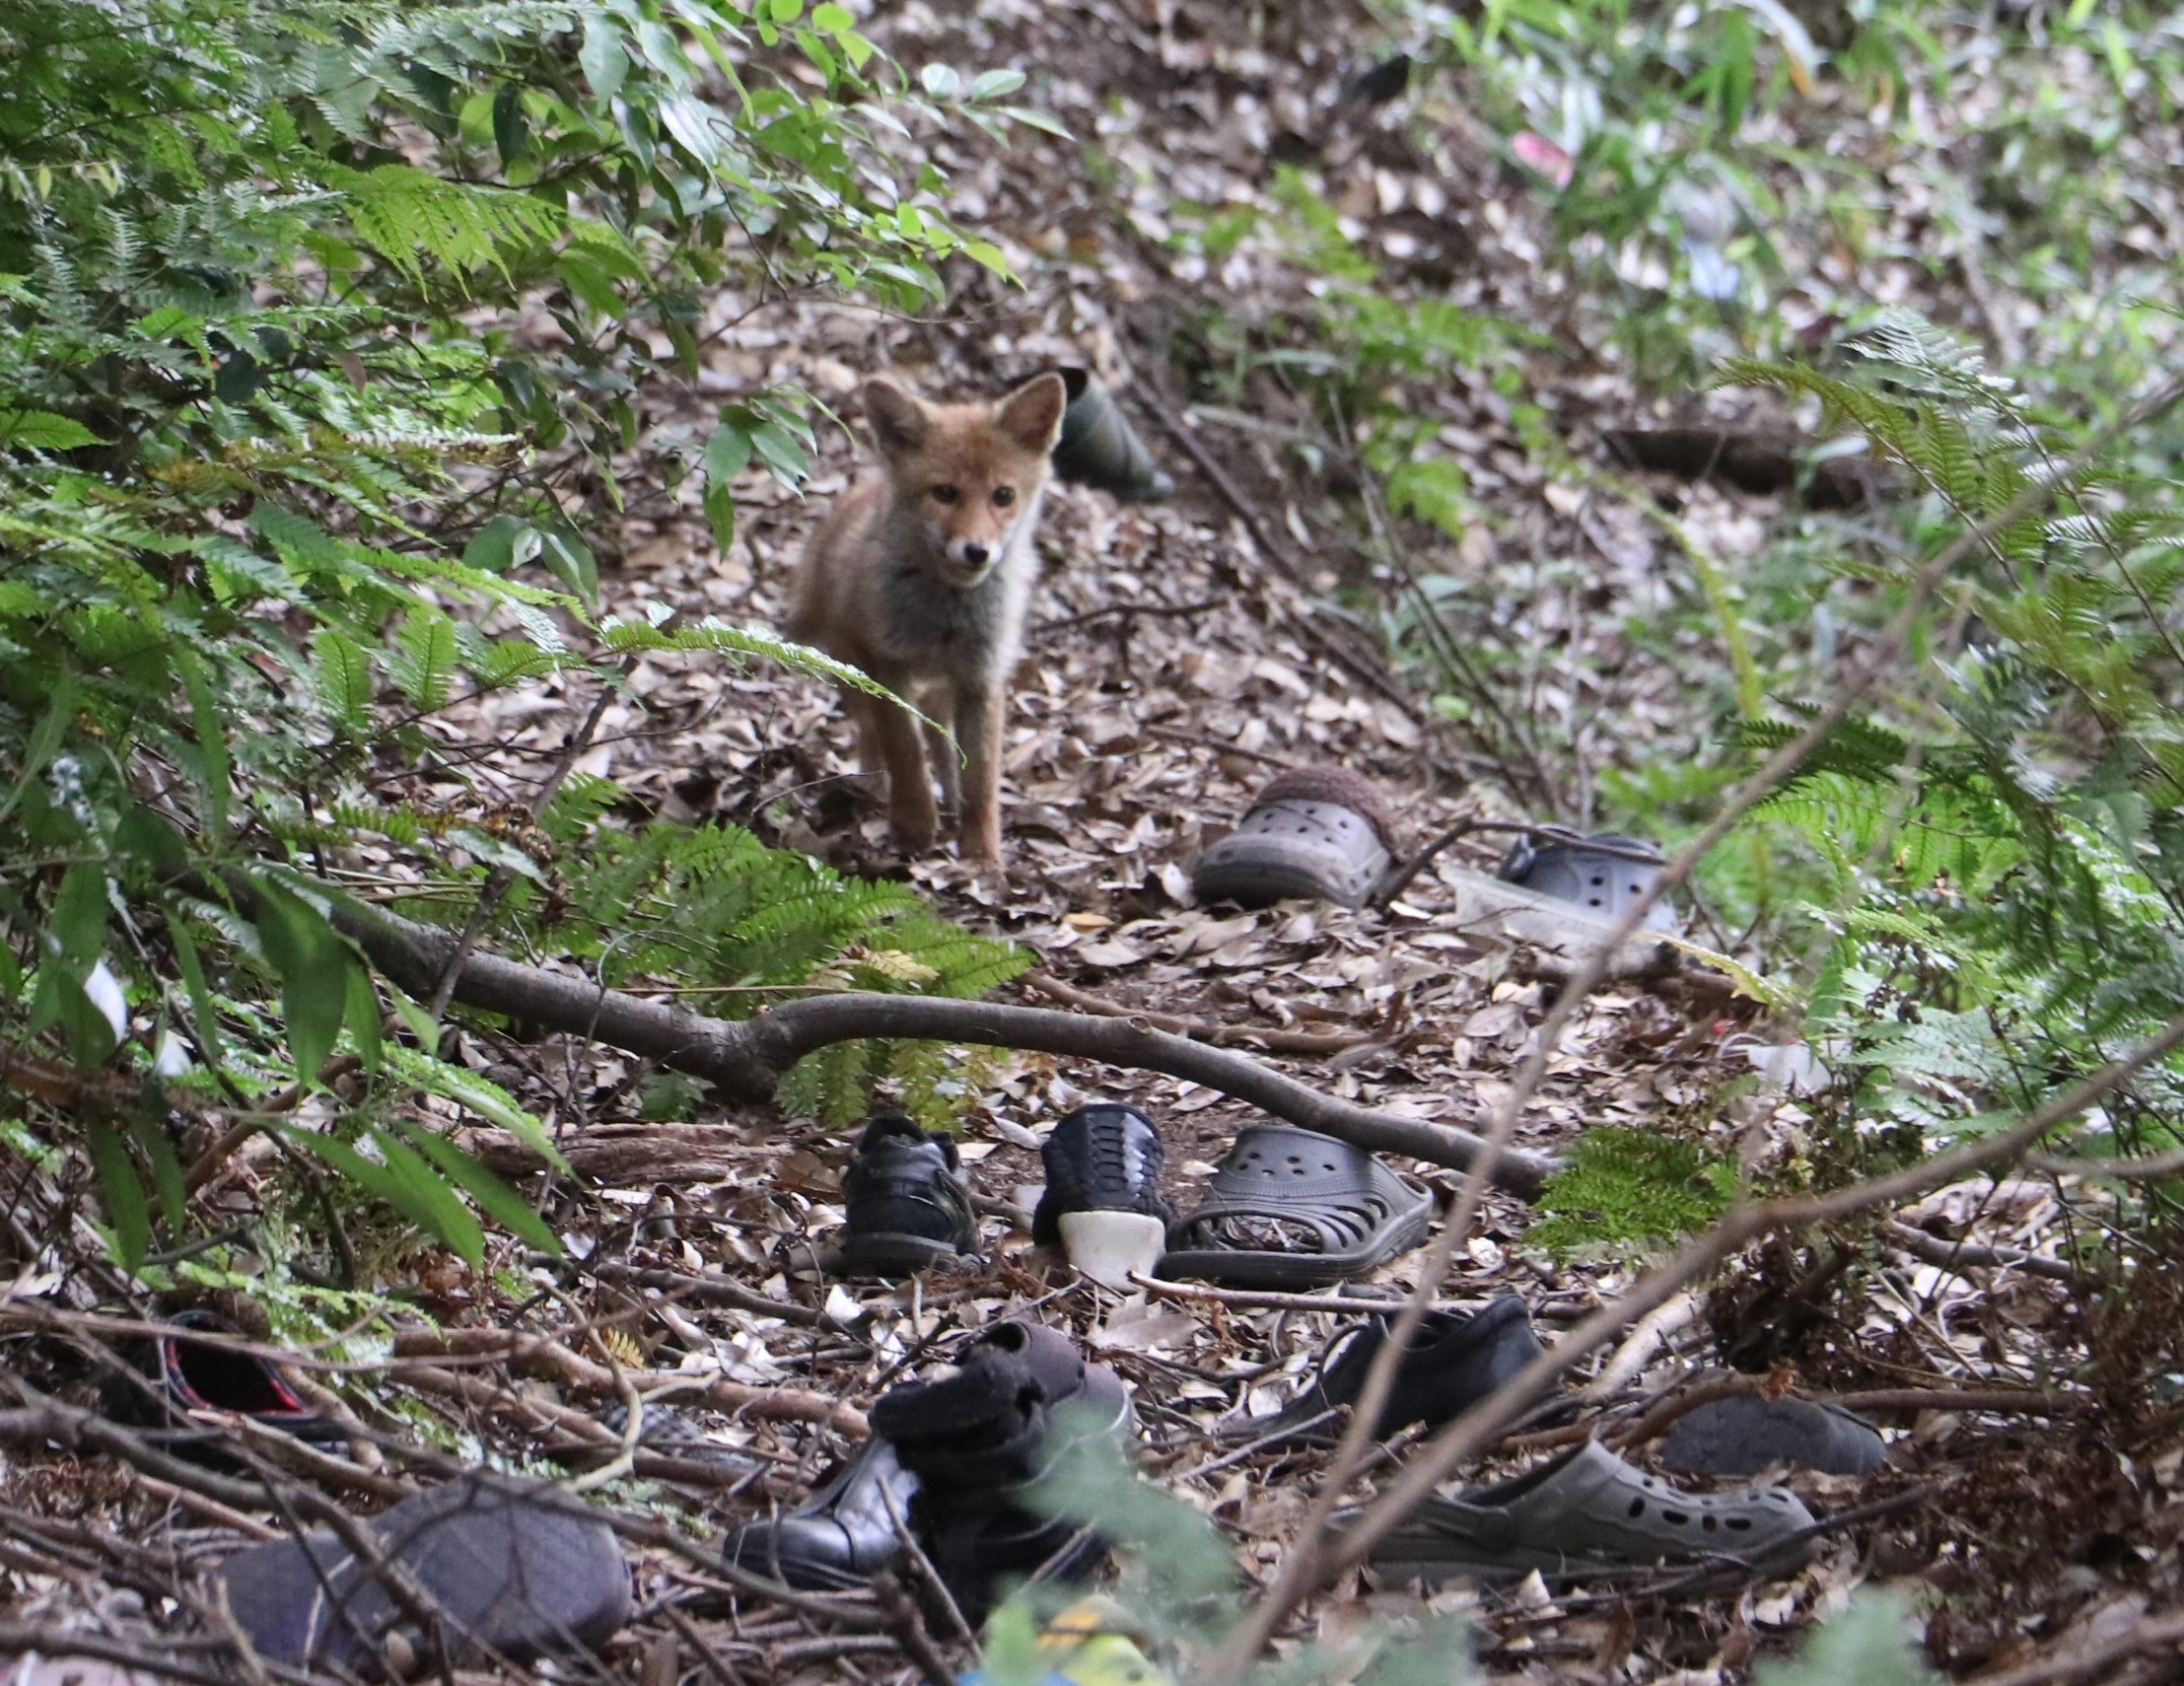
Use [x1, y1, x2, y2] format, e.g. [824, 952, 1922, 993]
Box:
[992, 485, 1017, 508]
[930, 484, 960, 505]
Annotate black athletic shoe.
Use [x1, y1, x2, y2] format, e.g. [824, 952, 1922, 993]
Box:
[827, 1114, 980, 1276]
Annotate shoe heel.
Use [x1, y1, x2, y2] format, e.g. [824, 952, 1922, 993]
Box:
[1058, 1211, 1167, 1290]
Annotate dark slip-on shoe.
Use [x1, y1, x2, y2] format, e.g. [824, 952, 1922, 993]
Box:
[1033, 1103, 1174, 1289]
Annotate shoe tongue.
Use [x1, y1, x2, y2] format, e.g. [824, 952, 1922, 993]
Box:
[872, 1355, 1044, 1464]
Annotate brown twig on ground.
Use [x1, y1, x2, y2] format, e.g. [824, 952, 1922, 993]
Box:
[1966, 1607, 2184, 1686]
[386, 1327, 866, 1434]
[182, 1056, 366, 1192]
[1019, 969, 1379, 1053]
[536, 1257, 838, 1328]
[1130, 1274, 1506, 1318]
[0, 1625, 257, 1686]
[871, 1570, 959, 1686]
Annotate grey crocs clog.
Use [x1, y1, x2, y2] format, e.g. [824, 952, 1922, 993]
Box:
[1363, 1438, 1815, 1586]
[1425, 825, 1680, 980]
[1498, 828, 1678, 933]
[1190, 767, 1398, 910]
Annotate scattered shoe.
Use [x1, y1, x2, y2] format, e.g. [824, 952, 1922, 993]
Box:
[1189, 766, 1397, 910]
[1161, 1125, 1433, 1290]
[1050, 369, 1173, 502]
[874, 1322, 1133, 1623]
[216, 1473, 630, 1674]
[102, 1309, 347, 1463]
[723, 1436, 921, 1590]
[1033, 1103, 1174, 1290]
[1498, 827, 1677, 934]
[1658, 1395, 1886, 1478]
[1363, 1439, 1815, 1586]
[1428, 824, 1680, 980]
[825, 1114, 981, 1276]
[1243, 1296, 1544, 1443]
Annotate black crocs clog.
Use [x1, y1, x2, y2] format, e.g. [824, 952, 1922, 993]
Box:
[1161, 1125, 1434, 1289]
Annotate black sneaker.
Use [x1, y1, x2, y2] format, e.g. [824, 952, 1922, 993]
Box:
[1033, 1104, 1173, 1288]
[826, 1115, 980, 1276]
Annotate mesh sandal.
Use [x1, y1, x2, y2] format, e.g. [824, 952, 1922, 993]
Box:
[1160, 1126, 1433, 1289]
[1051, 368, 1174, 502]
[1364, 1439, 1815, 1586]
[217, 1474, 631, 1672]
[1190, 767, 1398, 910]
[824, 1114, 981, 1276]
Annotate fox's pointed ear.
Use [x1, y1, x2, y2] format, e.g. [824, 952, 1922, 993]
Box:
[995, 371, 1068, 457]
[862, 377, 929, 457]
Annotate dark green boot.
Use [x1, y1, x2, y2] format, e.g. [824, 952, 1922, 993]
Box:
[1050, 367, 1174, 502]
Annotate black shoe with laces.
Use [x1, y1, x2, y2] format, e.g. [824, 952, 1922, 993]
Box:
[826, 1114, 981, 1276]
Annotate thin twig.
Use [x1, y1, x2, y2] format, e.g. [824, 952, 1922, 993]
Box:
[1019, 969, 1378, 1053]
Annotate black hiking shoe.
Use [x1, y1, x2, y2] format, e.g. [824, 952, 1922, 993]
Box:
[826, 1114, 981, 1276]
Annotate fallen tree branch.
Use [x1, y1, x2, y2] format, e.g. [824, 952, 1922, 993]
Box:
[287, 887, 1552, 1194]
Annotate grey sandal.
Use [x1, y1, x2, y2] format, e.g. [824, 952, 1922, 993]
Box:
[1160, 1126, 1433, 1288]
[1364, 1439, 1815, 1585]
[1498, 828, 1677, 933]
[1190, 767, 1398, 909]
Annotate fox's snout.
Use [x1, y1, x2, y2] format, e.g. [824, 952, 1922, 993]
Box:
[937, 521, 1011, 582]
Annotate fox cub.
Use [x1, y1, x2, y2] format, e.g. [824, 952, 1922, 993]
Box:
[788, 371, 1069, 864]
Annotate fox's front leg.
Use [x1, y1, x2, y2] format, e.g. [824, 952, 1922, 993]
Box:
[954, 684, 1008, 865]
[922, 691, 961, 823]
[854, 686, 939, 853]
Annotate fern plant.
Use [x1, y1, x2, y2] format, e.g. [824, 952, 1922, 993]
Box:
[0, 0, 1054, 1276]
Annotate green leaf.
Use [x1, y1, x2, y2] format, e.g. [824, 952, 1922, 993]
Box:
[0, 409, 102, 450]
[967, 68, 1024, 101]
[130, 1110, 188, 1234]
[344, 963, 384, 1074]
[249, 878, 349, 1084]
[921, 62, 961, 98]
[812, 2, 854, 30]
[390, 611, 460, 711]
[581, 14, 630, 101]
[391, 1117, 562, 1254]
[536, 527, 599, 604]
[1757, 1592, 1932, 1686]
[168, 921, 227, 1077]
[315, 630, 376, 734]
[702, 418, 754, 550]
[462, 515, 543, 576]
[370, 1125, 487, 1266]
[175, 649, 231, 841]
[87, 1124, 152, 1272]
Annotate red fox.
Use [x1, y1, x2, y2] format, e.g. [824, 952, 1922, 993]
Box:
[788, 372, 1069, 865]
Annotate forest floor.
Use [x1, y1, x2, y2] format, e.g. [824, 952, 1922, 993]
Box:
[10, 0, 2179, 1683]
